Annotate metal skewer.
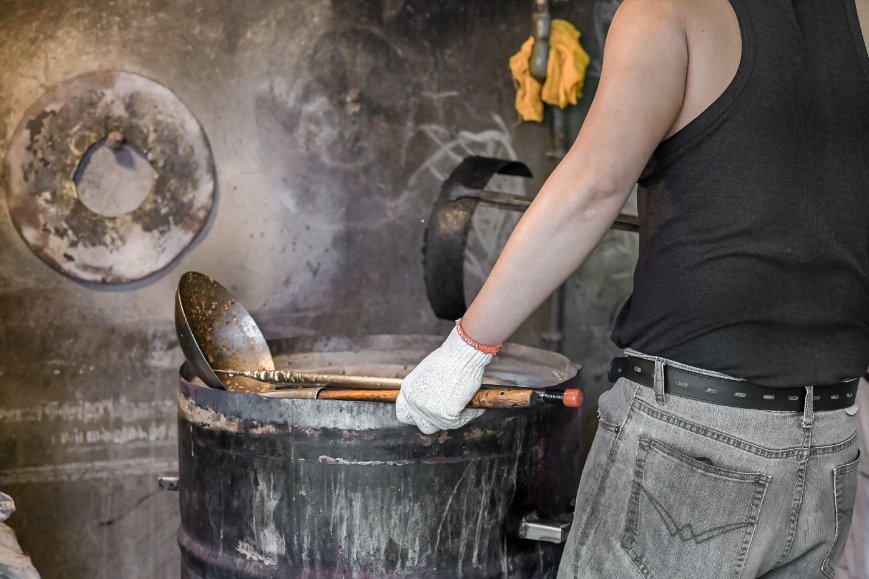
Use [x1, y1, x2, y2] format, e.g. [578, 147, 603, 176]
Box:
[212, 368, 517, 390]
[213, 368, 402, 390]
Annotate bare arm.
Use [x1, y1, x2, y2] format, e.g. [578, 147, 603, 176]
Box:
[462, 0, 690, 345]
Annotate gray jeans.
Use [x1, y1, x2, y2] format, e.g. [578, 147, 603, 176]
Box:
[557, 352, 860, 578]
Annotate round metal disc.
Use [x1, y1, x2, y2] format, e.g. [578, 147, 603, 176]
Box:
[2, 70, 215, 283]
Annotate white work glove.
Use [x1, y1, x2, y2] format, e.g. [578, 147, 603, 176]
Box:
[396, 326, 494, 434]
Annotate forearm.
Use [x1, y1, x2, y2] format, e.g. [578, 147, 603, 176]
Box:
[461, 161, 633, 346]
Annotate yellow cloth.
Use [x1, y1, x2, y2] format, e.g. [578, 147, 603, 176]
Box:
[509, 19, 591, 122]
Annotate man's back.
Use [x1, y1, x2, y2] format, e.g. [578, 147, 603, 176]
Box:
[671, 0, 869, 139]
[612, 0, 869, 386]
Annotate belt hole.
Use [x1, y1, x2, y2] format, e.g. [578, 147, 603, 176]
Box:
[704, 387, 717, 394]
[734, 392, 747, 398]
[813, 395, 820, 400]
[788, 395, 799, 401]
[763, 394, 775, 400]
[831, 394, 840, 400]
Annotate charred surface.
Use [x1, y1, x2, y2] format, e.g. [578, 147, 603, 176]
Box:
[177, 340, 582, 578]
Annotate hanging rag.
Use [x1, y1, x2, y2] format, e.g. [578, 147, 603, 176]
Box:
[509, 19, 591, 122]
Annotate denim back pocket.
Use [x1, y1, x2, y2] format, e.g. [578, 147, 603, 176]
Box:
[621, 437, 770, 579]
[821, 450, 861, 578]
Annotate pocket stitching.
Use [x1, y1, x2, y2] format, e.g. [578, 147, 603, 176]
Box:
[821, 450, 861, 577]
[621, 437, 771, 579]
[569, 393, 642, 566]
[642, 436, 771, 482]
[636, 399, 859, 458]
[574, 413, 628, 551]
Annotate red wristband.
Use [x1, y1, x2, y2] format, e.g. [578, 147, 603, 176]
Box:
[455, 318, 502, 355]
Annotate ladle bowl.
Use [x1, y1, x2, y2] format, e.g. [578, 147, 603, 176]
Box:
[175, 271, 275, 392]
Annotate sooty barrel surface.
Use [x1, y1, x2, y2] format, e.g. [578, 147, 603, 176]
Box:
[177, 335, 583, 578]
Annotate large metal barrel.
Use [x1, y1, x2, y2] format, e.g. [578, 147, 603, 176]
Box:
[177, 335, 582, 578]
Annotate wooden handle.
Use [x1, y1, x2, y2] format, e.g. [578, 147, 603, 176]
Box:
[316, 389, 401, 403]
[469, 388, 534, 408]
[314, 388, 535, 408]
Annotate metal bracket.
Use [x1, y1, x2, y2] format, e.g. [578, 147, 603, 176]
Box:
[518, 513, 573, 543]
[158, 474, 180, 491]
[423, 156, 533, 320]
[422, 155, 639, 321]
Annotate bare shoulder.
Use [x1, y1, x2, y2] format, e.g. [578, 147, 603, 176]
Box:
[661, 0, 742, 138]
[571, 0, 738, 185]
[606, 0, 741, 140]
[612, 0, 736, 20]
[611, 0, 686, 29]
[607, 0, 736, 53]
[605, 0, 688, 63]
[616, 0, 739, 37]
[684, 0, 741, 31]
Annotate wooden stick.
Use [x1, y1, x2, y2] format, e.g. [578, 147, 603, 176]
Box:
[316, 388, 536, 408]
[258, 387, 583, 409]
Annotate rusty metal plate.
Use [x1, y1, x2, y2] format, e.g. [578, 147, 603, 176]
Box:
[2, 70, 214, 283]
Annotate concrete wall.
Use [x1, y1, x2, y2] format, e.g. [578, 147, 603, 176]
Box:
[0, 1, 636, 577]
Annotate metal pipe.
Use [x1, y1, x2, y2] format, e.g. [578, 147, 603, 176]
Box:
[213, 369, 525, 390]
[540, 108, 570, 352]
[446, 184, 639, 232]
[530, 0, 552, 81]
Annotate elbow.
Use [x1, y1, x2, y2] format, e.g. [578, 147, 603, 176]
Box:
[583, 174, 629, 204]
[565, 177, 630, 223]
[530, 161, 633, 226]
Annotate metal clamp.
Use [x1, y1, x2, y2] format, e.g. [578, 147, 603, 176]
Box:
[518, 513, 573, 543]
[158, 474, 180, 491]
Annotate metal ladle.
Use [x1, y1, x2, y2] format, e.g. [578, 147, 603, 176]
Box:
[174, 272, 583, 408]
[175, 272, 504, 393]
[175, 271, 516, 393]
[177, 271, 464, 393]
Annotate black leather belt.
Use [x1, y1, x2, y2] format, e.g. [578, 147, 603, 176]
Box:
[608, 356, 859, 412]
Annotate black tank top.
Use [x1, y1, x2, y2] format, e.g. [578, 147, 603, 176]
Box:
[611, 0, 869, 387]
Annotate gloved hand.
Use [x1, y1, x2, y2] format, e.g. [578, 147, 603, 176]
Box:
[396, 324, 496, 434]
